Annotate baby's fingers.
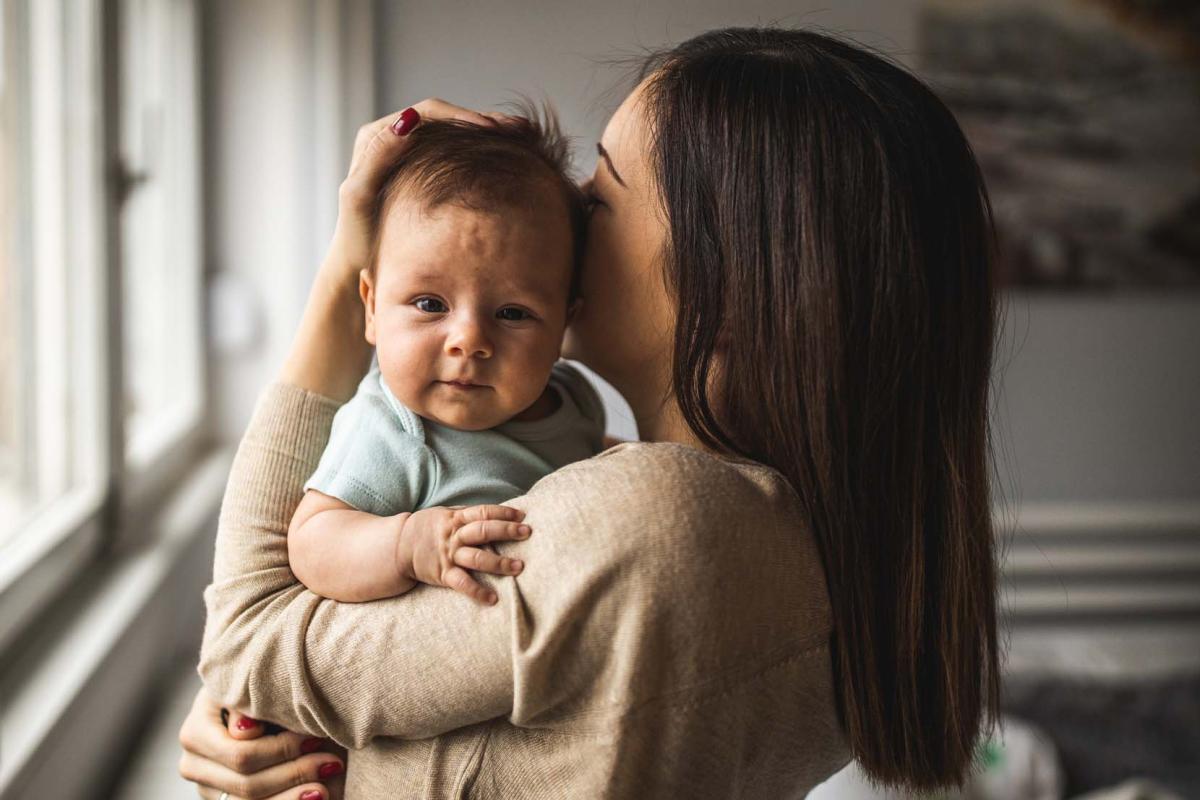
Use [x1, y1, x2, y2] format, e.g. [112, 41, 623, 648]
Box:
[456, 518, 532, 547]
[454, 546, 524, 576]
[445, 566, 499, 606]
[453, 504, 524, 526]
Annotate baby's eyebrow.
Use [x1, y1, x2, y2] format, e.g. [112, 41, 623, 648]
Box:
[406, 270, 446, 283]
[509, 284, 560, 305]
[597, 142, 626, 188]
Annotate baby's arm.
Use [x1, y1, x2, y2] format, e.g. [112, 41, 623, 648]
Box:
[288, 489, 414, 602]
[288, 490, 531, 604]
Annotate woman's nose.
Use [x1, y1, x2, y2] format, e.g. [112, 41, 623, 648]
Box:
[445, 317, 493, 359]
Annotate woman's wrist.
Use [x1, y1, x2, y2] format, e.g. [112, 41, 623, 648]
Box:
[278, 262, 372, 403]
[316, 237, 366, 294]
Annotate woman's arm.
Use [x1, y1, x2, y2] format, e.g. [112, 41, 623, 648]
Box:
[199, 381, 516, 748]
[201, 406, 834, 750]
[199, 99, 537, 749]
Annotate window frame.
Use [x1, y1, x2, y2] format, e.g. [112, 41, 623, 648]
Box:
[0, 0, 112, 657]
[0, 0, 207, 656]
[112, 0, 206, 544]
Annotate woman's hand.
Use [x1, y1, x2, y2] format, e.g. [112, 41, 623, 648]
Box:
[178, 685, 347, 800]
[283, 99, 524, 402]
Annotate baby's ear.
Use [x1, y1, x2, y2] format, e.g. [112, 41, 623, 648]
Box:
[359, 268, 377, 346]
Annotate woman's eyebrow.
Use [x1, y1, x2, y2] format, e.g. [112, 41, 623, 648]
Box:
[596, 142, 626, 188]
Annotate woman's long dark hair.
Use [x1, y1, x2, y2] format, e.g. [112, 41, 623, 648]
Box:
[634, 27, 1002, 791]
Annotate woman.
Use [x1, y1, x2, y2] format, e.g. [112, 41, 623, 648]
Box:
[179, 27, 1001, 800]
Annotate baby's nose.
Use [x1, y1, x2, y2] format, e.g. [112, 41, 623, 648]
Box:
[445, 318, 493, 358]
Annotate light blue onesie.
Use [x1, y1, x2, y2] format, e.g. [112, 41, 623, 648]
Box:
[303, 360, 606, 515]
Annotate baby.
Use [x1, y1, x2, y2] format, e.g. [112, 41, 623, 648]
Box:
[287, 109, 604, 606]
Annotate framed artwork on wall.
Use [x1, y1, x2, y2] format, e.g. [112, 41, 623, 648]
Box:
[918, 0, 1200, 289]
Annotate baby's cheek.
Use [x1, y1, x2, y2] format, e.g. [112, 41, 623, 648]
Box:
[511, 343, 561, 406]
[378, 343, 433, 406]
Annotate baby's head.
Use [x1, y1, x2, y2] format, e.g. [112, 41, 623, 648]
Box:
[361, 104, 588, 431]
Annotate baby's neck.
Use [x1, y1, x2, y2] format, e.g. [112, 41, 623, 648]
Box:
[509, 385, 561, 423]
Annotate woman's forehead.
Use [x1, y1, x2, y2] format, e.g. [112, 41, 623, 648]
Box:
[599, 79, 652, 185]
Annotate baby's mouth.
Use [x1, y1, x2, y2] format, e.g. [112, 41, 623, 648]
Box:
[439, 379, 489, 390]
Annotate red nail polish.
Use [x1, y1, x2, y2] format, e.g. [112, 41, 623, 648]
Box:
[235, 716, 259, 730]
[300, 792, 323, 800]
[300, 737, 324, 754]
[318, 761, 344, 779]
[391, 107, 419, 136]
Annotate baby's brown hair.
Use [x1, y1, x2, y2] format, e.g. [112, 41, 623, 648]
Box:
[367, 100, 588, 302]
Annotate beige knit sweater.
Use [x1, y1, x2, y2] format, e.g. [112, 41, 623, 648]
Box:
[198, 381, 851, 798]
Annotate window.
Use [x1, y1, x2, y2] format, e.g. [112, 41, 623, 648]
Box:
[119, 0, 203, 472]
[0, 0, 204, 652]
[0, 0, 107, 550]
[0, 0, 26, 536]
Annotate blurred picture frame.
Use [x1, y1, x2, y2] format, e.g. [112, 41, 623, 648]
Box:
[918, 0, 1200, 289]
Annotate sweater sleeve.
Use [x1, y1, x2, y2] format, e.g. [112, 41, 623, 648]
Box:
[198, 381, 833, 750]
[198, 382, 513, 749]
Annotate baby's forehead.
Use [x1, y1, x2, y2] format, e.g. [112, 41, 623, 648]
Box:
[379, 198, 574, 297]
[390, 259, 570, 307]
[386, 186, 569, 233]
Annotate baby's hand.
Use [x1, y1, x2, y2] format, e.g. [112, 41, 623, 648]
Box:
[396, 505, 530, 605]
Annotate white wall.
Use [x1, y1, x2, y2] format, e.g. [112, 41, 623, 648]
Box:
[375, 0, 919, 152]
[204, 0, 374, 442]
[994, 292, 1200, 505]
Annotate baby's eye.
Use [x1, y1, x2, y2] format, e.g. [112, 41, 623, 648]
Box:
[414, 297, 447, 313]
[497, 307, 531, 322]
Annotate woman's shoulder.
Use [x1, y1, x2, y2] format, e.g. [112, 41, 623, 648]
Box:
[519, 440, 814, 565]
[552, 440, 797, 507]
[508, 438, 835, 669]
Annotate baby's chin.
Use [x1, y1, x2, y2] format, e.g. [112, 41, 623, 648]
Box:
[425, 410, 504, 432]
[409, 396, 516, 432]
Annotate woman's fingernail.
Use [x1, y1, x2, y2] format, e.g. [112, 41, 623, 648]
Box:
[391, 107, 419, 136]
[511, 560, 523, 571]
[519, 525, 531, 535]
[235, 716, 259, 730]
[318, 761, 344, 779]
[300, 792, 323, 800]
[300, 737, 324, 754]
